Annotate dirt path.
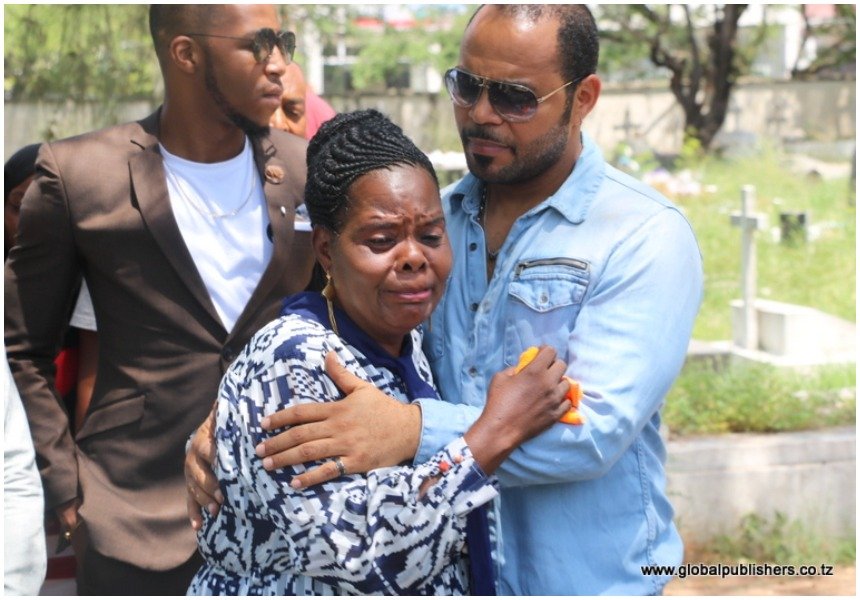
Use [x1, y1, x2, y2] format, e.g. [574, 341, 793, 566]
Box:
[665, 564, 855, 596]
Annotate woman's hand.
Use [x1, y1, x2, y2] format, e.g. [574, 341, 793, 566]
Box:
[465, 346, 571, 474]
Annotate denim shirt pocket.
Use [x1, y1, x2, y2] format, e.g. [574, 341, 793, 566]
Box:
[503, 258, 590, 366]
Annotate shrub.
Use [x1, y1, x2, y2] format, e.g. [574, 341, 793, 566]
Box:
[709, 512, 856, 566]
[664, 361, 856, 435]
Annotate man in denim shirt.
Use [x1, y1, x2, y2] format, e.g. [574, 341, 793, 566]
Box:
[191, 4, 703, 594]
[415, 6, 701, 593]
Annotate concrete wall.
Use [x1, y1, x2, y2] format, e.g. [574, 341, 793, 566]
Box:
[4, 100, 155, 161]
[666, 426, 856, 544]
[592, 79, 856, 156]
[5, 79, 854, 161]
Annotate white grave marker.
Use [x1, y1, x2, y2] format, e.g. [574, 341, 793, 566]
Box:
[730, 185, 767, 349]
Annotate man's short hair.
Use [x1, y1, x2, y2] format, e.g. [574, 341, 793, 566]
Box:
[471, 5, 599, 88]
[148, 4, 227, 65]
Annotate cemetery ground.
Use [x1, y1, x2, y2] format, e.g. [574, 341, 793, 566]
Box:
[659, 146, 855, 436]
[673, 148, 854, 343]
[649, 147, 856, 595]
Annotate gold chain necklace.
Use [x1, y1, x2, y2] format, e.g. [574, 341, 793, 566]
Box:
[163, 161, 257, 220]
[478, 185, 500, 261]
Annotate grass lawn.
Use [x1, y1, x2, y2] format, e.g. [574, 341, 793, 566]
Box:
[676, 151, 857, 340]
[649, 148, 856, 434]
[671, 149, 855, 341]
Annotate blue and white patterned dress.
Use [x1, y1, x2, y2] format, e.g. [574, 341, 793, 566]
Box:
[188, 293, 498, 595]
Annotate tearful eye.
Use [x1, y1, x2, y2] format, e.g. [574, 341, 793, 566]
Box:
[367, 237, 396, 250]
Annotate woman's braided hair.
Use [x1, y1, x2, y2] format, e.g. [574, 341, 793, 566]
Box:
[304, 109, 438, 233]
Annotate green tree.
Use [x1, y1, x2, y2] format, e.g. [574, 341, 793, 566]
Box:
[351, 10, 470, 91]
[599, 4, 767, 151]
[5, 4, 469, 102]
[278, 5, 469, 92]
[4, 4, 158, 104]
[791, 4, 856, 79]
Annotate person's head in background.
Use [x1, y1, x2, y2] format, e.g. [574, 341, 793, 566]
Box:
[270, 62, 308, 139]
[4, 143, 41, 259]
[148, 4, 292, 159]
[305, 109, 451, 355]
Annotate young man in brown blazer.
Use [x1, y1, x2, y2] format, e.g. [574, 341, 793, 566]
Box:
[4, 5, 314, 594]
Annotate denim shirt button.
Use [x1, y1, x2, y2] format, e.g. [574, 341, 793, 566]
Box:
[468, 367, 478, 377]
[469, 242, 478, 251]
[470, 302, 478, 311]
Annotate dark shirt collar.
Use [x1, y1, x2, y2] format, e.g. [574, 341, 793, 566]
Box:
[281, 292, 437, 401]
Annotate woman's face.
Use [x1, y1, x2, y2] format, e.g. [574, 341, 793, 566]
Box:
[314, 164, 452, 356]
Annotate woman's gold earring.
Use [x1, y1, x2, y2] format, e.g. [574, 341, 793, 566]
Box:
[322, 273, 339, 335]
[322, 272, 335, 301]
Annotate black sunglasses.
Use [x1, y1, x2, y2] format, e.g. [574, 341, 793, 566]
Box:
[444, 67, 584, 123]
[185, 28, 296, 64]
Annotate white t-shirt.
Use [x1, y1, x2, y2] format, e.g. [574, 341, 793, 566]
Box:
[70, 280, 97, 331]
[159, 138, 271, 332]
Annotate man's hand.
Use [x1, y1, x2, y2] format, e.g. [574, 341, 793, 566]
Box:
[465, 346, 571, 474]
[56, 498, 80, 532]
[55, 498, 86, 556]
[184, 408, 223, 531]
[256, 351, 421, 489]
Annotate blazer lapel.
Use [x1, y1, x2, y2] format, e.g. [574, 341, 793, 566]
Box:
[128, 115, 226, 336]
[229, 134, 306, 338]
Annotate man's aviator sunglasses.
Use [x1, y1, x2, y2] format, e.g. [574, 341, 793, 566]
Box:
[184, 28, 296, 64]
[444, 67, 585, 122]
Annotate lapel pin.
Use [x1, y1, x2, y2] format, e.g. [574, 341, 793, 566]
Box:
[265, 165, 284, 184]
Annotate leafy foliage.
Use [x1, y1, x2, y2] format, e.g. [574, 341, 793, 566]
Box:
[279, 5, 347, 42]
[6, 4, 855, 152]
[664, 361, 855, 435]
[711, 512, 856, 565]
[278, 5, 470, 92]
[598, 5, 764, 150]
[792, 4, 856, 79]
[4, 4, 158, 102]
[352, 11, 471, 91]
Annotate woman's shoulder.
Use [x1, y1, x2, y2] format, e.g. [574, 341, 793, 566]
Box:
[218, 313, 347, 420]
[231, 313, 332, 378]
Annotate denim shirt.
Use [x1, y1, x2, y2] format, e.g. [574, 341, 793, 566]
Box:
[417, 133, 703, 595]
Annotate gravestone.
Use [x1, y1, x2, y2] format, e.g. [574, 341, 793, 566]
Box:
[728, 185, 856, 366]
[779, 211, 808, 245]
[767, 96, 789, 141]
[614, 107, 639, 143]
[729, 185, 767, 349]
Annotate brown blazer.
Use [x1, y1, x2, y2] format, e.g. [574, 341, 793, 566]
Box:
[4, 110, 314, 570]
